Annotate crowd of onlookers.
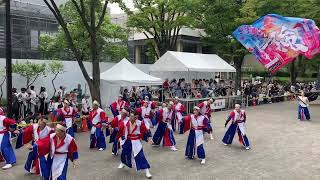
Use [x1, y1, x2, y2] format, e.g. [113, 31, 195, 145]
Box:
[161, 77, 319, 100]
[5, 78, 319, 122]
[10, 84, 85, 121]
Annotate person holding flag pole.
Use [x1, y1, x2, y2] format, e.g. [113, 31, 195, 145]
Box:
[297, 90, 311, 121]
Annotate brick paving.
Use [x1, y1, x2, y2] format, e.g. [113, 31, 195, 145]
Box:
[1, 100, 320, 180]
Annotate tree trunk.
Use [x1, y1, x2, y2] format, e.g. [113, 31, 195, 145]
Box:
[234, 56, 244, 91]
[289, 60, 297, 84]
[5, 0, 12, 117]
[89, 0, 101, 104]
[52, 73, 58, 96]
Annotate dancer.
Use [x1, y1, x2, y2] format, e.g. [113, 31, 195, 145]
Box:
[182, 106, 207, 165]
[297, 90, 311, 120]
[222, 104, 250, 150]
[198, 98, 215, 140]
[27, 124, 79, 180]
[110, 95, 129, 117]
[57, 100, 77, 137]
[152, 101, 177, 151]
[0, 108, 17, 169]
[89, 100, 108, 151]
[117, 110, 153, 179]
[110, 108, 129, 155]
[173, 97, 185, 134]
[15, 118, 53, 174]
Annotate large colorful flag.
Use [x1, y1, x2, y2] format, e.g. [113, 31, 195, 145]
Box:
[233, 14, 320, 73]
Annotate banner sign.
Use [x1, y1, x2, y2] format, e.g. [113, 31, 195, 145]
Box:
[233, 14, 320, 73]
[211, 99, 226, 110]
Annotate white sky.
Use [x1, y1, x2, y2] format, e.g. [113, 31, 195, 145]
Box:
[108, 0, 134, 14]
[25, 0, 133, 15]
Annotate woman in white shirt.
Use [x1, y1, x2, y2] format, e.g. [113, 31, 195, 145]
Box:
[297, 91, 311, 121]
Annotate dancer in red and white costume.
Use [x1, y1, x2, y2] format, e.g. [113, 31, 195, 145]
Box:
[57, 100, 77, 138]
[27, 124, 79, 180]
[198, 98, 215, 140]
[0, 108, 17, 169]
[89, 100, 108, 151]
[110, 95, 129, 117]
[15, 118, 54, 174]
[117, 110, 153, 179]
[173, 97, 185, 134]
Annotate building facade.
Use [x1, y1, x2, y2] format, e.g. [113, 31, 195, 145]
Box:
[0, 0, 60, 59]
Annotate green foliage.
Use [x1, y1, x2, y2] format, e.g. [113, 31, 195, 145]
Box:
[12, 61, 47, 87]
[0, 66, 4, 76]
[48, 61, 64, 75]
[39, 0, 128, 62]
[119, 0, 196, 58]
[48, 61, 64, 95]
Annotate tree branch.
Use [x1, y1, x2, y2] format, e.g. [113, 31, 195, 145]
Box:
[71, 0, 94, 37]
[43, 0, 92, 85]
[96, 0, 109, 30]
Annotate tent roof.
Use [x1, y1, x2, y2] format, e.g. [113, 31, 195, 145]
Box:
[150, 51, 236, 72]
[100, 58, 162, 86]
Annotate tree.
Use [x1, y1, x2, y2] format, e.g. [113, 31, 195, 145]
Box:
[0, 67, 6, 100]
[116, 0, 196, 58]
[42, 0, 127, 103]
[12, 61, 47, 88]
[194, 0, 248, 89]
[48, 61, 64, 95]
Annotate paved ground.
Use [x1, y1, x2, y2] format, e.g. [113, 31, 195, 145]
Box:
[1, 100, 320, 180]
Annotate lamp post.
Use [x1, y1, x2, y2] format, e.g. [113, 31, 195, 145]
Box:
[5, 0, 12, 117]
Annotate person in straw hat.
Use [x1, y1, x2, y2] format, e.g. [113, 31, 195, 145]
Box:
[89, 100, 108, 151]
[27, 123, 79, 180]
[15, 117, 54, 174]
[181, 106, 207, 165]
[57, 99, 77, 137]
[0, 107, 17, 169]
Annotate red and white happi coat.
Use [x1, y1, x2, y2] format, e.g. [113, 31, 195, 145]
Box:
[110, 115, 129, 129]
[229, 110, 247, 135]
[36, 133, 78, 180]
[184, 114, 206, 147]
[59, 107, 77, 129]
[89, 108, 107, 135]
[0, 115, 16, 146]
[137, 106, 152, 129]
[116, 120, 149, 157]
[174, 102, 184, 122]
[198, 101, 212, 119]
[111, 100, 128, 112]
[21, 124, 53, 143]
[161, 107, 174, 130]
[141, 100, 156, 109]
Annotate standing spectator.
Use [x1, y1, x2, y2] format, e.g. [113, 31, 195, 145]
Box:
[17, 88, 28, 118]
[12, 88, 19, 119]
[76, 84, 83, 103]
[39, 87, 48, 115]
[82, 94, 91, 115]
[57, 86, 66, 100]
[29, 85, 37, 114]
[163, 78, 169, 90]
[122, 88, 129, 103]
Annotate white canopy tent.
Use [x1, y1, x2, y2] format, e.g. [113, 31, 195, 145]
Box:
[150, 51, 236, 81]
[100, 58, 162, 107]
[150, 51, 236, 72]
